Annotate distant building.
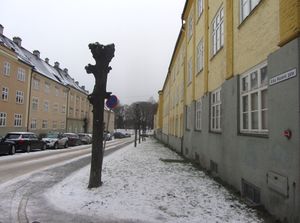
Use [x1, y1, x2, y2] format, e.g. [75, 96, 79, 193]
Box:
[155, 0, 300, 222]
[0, 24, 114, 136]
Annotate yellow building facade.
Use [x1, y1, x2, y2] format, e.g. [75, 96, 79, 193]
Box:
[155, 0, 300, 221]
[0, 24, 115, 137]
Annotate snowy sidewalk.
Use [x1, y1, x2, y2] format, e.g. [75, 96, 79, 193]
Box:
[46, 138, 265, 223]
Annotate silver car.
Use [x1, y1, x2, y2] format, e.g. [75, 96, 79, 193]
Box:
[42, 133, 68, 149]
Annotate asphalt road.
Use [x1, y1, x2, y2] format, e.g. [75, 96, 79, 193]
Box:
[0, 138, 134, 223]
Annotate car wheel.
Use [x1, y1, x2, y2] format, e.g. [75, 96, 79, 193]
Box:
[9, 145, 16, 155]
[54, 142, 59, 150]
[26, 145, 31, 153]
[64, 142, 68, 148]
[41, 143, 46, 150]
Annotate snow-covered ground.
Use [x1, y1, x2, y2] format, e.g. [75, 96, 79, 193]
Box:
[46, 138, 264, 223]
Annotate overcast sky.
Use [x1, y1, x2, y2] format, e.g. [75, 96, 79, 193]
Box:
[1, 0, 185, 105]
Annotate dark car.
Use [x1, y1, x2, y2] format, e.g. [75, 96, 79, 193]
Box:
[62, 133, 81, 146]
[0, 137, 16, 155]
[113, 132, 127, 139]
[3, 132, 46, 152]
[78, 133, 92, 144]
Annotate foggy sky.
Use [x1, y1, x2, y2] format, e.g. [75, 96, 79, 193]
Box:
[1, 0, 185, 105]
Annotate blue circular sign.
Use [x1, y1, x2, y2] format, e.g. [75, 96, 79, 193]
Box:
[106, 95, 119, 109]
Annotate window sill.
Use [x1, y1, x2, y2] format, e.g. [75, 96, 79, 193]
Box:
[210, 46, 224, 61]
[195, 129, 202, 133]
[196, 69, 203, 76]
[238, 131, 269, 138]
[209, 130, 222, 134]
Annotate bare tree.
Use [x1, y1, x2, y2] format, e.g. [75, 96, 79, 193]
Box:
[85, 42, 115, 188]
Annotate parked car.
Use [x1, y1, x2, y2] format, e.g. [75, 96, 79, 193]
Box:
[42, 133, 68, 149]
[78, 133, 92, 144]
[0, 137, 16, 155]
[113, 132, 127, 139]
[62, 133, 81, 146]
[3, 132, 46, 152]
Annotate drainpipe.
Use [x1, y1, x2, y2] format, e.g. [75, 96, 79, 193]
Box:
[65, 87, 70, 132]
[26, 69, 34, 132]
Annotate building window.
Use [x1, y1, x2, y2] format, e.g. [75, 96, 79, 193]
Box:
[197, 0, 203, 18]
[32, 97, 39, 111]
[55, 86, 59, 96]
[53, 103, 59, 113]
[45, 82, 50, 93]
[2, 87, 8, 101]
[69, 107, 74, 116]
[14, 114, 22, 127]
[53, 121, 58, 129]
[44, 101, 49, 112]
[62, 105, 66, 114]
[0, 112, 7, 127]
[212, 7, 224, 55]
[195, 99, 202, 130]
[240, 62, 268, 133]
[42, 120, 48, 129]
[63, 91, 68, 98]
[17, 68, 26, 82]
[16, 91, 24, 104]
[30, 119, 37, 129]
[210, 88, 221, 131]
[188, 57, 193, 85]
[75, 109, 79, 117]
[188, 15, 193, 40]
[241, 0, 260, 21]
[186, 105, 192, 130]
[197, 39, 204, 73]
[3, 62, 10, 76]
[33, 79, 40, 90]
[61, 121, 65, 129]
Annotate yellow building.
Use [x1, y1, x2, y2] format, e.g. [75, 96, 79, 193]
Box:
[155, 0, 300, 221]
[0, 34, 32, 136]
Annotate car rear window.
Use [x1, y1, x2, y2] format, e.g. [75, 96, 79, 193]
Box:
[5, 134, 21, 139]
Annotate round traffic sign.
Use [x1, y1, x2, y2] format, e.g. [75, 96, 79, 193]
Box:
[106, 95, 119, 109]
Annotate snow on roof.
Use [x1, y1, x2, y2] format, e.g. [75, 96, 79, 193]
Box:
[0, 34, 87, 94]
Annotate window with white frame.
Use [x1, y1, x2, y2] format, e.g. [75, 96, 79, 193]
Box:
[16, 91, 24, 104]
[2, 87, 8, 101]
[42, 120, 48, 129]
[30, 119, 37, 129]
[45, 82, 50, 93]
[53, 121, 58, 129]
[53, 103, 59, 113]
[195, 99, 202, 130]
[188, 57, 193, 85]
[32, 97, 39, 111]
[17, 68, 26, 82]
[188, 15, 193, 40]
[240, 0, 260, 21]
[33, 79, 40, 90]
[0, 112, 7, 127]
[240, 62, 268, 133]
[212, 7, 224, 55]
[62, 105, 66, 114]
[210, 88, 221, 131]
[63, 90, 68, 98]
[44, 101, 49, 112]
[3, 62, 10, 76]
[69, 107, 74, 116]
[61, 121, 65, 129]
[186, 105, 192, 130]
[197, 0, 204, 18]
[197, 39, 204, 73]
[55, 86, 59, 96]
[14, 114, 22, 127]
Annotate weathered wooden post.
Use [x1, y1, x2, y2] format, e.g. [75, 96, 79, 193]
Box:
[85, 42, 115, 188]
